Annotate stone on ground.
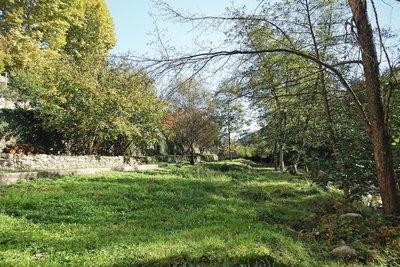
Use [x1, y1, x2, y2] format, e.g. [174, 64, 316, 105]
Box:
[331, 246, 357, 259]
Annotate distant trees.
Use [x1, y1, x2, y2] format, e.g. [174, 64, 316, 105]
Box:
[170, 109, 218, 164]
[214, 85, 248, 160]
[165, 80, 218, 164]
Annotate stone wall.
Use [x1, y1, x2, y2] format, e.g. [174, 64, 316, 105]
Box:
[0, 154, 137, 170]
[0, 97, 30, 110]
[154, 154, 218, 163]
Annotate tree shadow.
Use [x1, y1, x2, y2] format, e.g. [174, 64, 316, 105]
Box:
[128, 254, 291, 267]
[0, 169, 347, 266]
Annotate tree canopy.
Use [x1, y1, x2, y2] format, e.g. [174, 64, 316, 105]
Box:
[0, 0, 115, 70]
[147, 0, 400, 214]
[164, 80, 218, 164]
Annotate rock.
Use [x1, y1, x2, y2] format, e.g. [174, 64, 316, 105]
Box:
[340, 213, 363, 219]
[331, 246, 357, 259]
[6, 162, 14, 168]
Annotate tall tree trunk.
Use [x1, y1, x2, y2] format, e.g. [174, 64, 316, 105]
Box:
[319, 73, 350, 198]
[291, 116, 309, 175]
[279, 142, 285, 171]
[278, 110, 286, 171]
[228, 134, 232, 160]
[273, 140, 279, 171]
[228, 128, 232, 161]
[349, 0, 400, 214]
[271, 86, 286, 172]
[291, 148, 302, 175]
[189, 144, 195, 165]
[305, 0, 349, 198]
[228, 101, 232, 161]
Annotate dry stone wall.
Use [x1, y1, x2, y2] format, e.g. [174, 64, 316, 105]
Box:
[0, 154, 137, 170]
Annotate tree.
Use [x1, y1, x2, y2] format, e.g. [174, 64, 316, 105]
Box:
[8, 57, 163, 155]
[167, 80, 218, 164]
[234, 0, 358, 195]
[347, 0, 400, 213]
[171, 108, 218, 164]
[147, 0, 400, 214]
[0, 35, 10, 73]
[65, 0, 116, 60]
[0, 0, 125, 155]
[0, 0, 115, 70]
[214, 85, 249, 160]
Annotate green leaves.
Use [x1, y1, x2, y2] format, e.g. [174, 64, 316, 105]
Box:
[166, 80, 219, 156]
[392, 138, 399, 146]
[6, 58, 163, 155]
[0, 0, 115, 70]
[65, 0, 116, 59]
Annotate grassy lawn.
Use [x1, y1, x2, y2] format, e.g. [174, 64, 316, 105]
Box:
[0, 161, 399, 266]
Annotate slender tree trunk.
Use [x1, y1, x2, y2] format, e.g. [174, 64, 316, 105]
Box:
[228, 101, 232, 161]
[271, 86, 286, 172]
[320, 71, 350, 198]
[228, 131, 232, 161]
[349, 0, 400, 214]
[291, 131, 306, 175]
[279, 142, 285, 171]
[305, 0, 349, 198]
[189, 143, 195, 165]
[278, 110, 286, 171]
[273, 140, 279, 171]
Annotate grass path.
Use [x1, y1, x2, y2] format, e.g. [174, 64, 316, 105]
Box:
[0, 161, 398, 266]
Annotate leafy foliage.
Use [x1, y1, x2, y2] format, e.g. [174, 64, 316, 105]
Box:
[0, 109, 64, 153]
[165, 80, 219, 163]
[5, 58, 163, 155]
[0, 0, 115, 70]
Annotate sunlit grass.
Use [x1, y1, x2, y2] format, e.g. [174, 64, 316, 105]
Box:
[0, 162, 398, 266]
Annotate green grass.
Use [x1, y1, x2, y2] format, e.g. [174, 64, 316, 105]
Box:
[0, 162, 399, 266]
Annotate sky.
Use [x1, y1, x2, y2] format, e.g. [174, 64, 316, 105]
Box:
[104, 0, 259, 56]
[104, 0, 400, 132]
[105, 0, 400, 56]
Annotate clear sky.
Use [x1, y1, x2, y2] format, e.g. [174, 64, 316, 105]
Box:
[104, 0, 259, 55]
[105, 0, 400, 56]
[104, 0, 400, 132]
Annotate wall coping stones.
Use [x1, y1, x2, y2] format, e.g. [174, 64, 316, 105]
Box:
[0, 154, 160, 185]
[0, 165, 160, 185]
[0, 154, 138, 170]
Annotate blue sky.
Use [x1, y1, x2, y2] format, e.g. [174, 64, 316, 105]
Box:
[104, 0, 400, 132]
[105, 0, 400, 56]
[105, 0, 258, 55]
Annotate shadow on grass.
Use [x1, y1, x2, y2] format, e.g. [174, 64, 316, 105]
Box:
[130, 254, 291, 267]
[0, 167, 353, 266]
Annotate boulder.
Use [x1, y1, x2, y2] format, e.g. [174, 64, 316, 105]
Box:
[331, 246, 357, 259]
[340, 213, 363, 219]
